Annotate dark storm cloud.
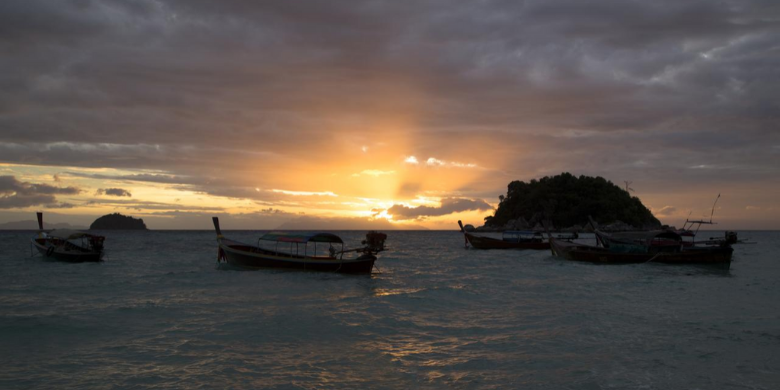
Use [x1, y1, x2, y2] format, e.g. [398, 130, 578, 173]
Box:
[0, 175, 81, 209]
[0, 0, 778, 203]
[96, 188, 132, 197]
[386, 198, 493, 220]
[46, 202, 77, 209]
[64, 171, 191, 185]
[60, 170, 336, 206]
[0, 176, 80, 196]
[84, 199, 223, 212]
[0, 0, 110, 46]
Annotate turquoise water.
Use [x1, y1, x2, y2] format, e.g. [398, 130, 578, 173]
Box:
[1, 230, 779, 389]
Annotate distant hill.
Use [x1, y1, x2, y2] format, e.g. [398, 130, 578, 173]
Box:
[90, 213, 148, 230]
[483, 172, 661, 231]
[0, 220, 87, 230]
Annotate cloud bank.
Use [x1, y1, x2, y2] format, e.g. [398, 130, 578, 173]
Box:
[0, 175, 80, 209]
[96, 188, 132, 197]
[0, 0, 778, 228]
[387, 198, 493, 221]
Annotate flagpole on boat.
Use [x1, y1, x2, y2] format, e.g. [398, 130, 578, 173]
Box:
[457, 220, 469, 249]
[212, 217, 226, 266]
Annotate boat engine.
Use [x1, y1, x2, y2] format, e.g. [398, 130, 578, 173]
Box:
[724, 231, 738, 245]
[362, 231, 387, 254]
[89, 236, 105, 251]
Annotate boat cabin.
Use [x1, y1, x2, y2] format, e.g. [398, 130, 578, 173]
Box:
[502, 230, 545, 243]
[255, 231, 345, 259]
[596, 230, 683, 254]
[36, 229, 105, 252]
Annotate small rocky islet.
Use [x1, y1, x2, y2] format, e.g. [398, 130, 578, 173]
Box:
[90, 213, 147, 230]
[477, 172, 662, 232]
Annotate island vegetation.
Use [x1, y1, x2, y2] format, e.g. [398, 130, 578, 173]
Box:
[90, 213, 148, 230]
[482, 173, 660, 231]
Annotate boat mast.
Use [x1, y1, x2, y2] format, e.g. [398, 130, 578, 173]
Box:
[709, 193, 721, 224]
[683, 194, 720, 241]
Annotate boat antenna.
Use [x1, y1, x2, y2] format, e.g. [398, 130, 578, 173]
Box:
[709, 193, 720, 223]
[682, 210, 692, 230]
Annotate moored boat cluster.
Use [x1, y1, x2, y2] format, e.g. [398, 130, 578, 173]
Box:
[30, 211, 741, 273]
[459, 216, 739, 269]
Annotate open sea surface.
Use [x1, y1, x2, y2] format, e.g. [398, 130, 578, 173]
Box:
[1, 230, 779, 389]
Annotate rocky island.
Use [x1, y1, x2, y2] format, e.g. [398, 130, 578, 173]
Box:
[480, 173, 661, 232]
[90, 213, 148, 230]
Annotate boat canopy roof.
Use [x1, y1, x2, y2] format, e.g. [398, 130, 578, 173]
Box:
[503, 231, 542, 236]
[46, 229, 97, 240]
[599, 230, 682, 242]
[259, 231, 344, 244]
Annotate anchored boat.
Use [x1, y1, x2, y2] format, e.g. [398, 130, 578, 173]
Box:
[213, 217, 386, 274]
[549, 229, 733, 268]
[457, 220, 575, 249]
[30, 212, 105, 262]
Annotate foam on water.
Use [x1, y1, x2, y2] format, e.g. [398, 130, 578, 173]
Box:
[1, 230, 779, 389]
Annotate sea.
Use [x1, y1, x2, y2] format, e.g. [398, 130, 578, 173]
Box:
[1, 230, 779, 389]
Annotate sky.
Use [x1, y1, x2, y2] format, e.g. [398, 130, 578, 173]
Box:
[1, 0, 779, 230]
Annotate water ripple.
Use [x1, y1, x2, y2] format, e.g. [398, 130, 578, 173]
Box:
[1, 230, 779, 389]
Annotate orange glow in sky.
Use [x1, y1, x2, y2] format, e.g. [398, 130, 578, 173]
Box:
[1, 2, 778, 229]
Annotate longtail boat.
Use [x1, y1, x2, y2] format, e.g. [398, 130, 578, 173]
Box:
[30, 212, 105, 262]
[549, 229, 733, 268]
[457, 220, 575, 250]
[213, 217, 386, 274]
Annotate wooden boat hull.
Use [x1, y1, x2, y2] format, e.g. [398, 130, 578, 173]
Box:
[219, 240, 376, 274]
[550, 238, 733, 268]
[31, 239, 103, 263]
[464, 233, 550, 250]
